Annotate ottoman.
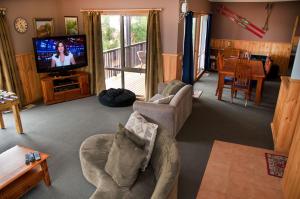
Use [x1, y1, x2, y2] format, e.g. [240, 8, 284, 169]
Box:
[98, 88, 136, 107]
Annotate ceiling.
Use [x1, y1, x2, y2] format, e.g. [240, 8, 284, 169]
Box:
[209, 0, 299, 2]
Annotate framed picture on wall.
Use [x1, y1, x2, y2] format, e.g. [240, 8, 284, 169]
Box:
[33, 18, 54, 37]
[64, 16, 79, 35]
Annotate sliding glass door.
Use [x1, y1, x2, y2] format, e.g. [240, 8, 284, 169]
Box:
[102, 15, 147, 97]
[193, 14, 209, 80]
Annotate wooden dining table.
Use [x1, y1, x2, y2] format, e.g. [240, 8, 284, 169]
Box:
[217, 59, 266, 105]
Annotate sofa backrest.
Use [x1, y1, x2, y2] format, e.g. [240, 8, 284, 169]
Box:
[150, 129, 180, 199]
[169, 85, 193, 107]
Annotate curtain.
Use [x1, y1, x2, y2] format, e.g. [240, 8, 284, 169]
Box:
[182, 11, 194, 85]
[145, 10, 163, 101]
[0, 13, 25, 105]
[204, 14, 212, 70]
[82, 12, 106, 95]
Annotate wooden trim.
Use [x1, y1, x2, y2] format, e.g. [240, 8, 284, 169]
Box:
[15, 53, 43, 105]
[271, 76, 300, 155]
[162, 53, 182, 82]
[291, 16, 299, 43]
[282, 110, 300, 199]
[80, 8, 162, 15]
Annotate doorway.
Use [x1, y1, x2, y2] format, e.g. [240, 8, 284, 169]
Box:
[102, 15, 147, 97]
[193, 14, 209, 80]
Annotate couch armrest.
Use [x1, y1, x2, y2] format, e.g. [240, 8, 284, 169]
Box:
[133, 101, 176, 137]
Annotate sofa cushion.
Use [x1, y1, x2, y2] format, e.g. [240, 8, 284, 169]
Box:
[105, 124, 146, 187]
[161, 80, 185, 97]
[125, 111, 158, 171]
[149, 94, 174, 104]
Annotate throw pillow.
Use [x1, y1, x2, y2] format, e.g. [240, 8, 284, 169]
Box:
[125, 111, 158, 171]
[151, 95, 174, 104]
[161, 80, 186, 97]
[105, 124, 147, 187]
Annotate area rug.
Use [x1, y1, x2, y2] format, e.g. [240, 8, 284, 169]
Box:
[265, 153, 288, 178]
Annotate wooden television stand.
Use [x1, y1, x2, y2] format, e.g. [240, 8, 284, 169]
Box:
[41, 71, 90, 105]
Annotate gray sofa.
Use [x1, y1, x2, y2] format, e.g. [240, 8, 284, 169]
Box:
[133, 83, 193, 138]
[79, 128, 180, 199]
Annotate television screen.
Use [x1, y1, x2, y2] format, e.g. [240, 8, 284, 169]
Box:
[32, 35, 88, 73]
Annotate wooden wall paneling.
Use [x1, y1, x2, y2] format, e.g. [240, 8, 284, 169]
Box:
[282, 109, 300, 199]
[271, 77, 289, 145]
[211, 39, 292, 75]
[15, 53, 43, 105]
[271, 77, 300, 155]
[162, 53, 182, 82]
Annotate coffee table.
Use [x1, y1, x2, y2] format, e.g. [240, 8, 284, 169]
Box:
[0, 145, 51, 198]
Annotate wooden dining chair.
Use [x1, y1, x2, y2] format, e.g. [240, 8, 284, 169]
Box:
[215, 53, 237, 96]
[231, 63, 252, 107]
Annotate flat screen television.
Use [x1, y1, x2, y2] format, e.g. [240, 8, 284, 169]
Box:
[32, 35, 88, 74]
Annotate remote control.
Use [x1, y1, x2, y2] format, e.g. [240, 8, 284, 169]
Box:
[25, 153, 30, 165]
[29, 153, 35, 162]
[33, 151, 41, 161]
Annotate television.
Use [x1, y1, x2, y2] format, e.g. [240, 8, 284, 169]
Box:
[32, 35, 88, 74]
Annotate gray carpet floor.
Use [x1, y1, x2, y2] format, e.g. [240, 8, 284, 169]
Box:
[0, 72, 279, 199]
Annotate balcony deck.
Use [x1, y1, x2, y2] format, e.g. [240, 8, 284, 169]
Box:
[105, 70, 145, 96]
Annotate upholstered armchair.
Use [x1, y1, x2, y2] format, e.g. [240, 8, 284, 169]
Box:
[79, 128, 180, 199]
[133, 83, 193, 138]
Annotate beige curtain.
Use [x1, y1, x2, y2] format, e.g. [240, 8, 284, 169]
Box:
[145, 10, 163, 101]
[82, 12, 106, 95]
[0, 13, 25, 105]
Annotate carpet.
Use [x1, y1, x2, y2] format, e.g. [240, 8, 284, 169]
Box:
[0, 73, 280, 199]
[265, 153, 288, 178]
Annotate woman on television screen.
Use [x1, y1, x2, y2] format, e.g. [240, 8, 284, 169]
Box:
[51, 41, 76, 67]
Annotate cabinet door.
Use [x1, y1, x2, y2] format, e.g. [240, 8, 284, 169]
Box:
[41, 80, 54, 103]
[79, 74, 89, 95]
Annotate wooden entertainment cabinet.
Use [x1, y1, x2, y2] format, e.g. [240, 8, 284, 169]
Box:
[40, 71, 90, 105]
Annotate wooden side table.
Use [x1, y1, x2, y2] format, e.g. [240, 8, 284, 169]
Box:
[0, 146, 51, 198]
[0, 96, 23, 134]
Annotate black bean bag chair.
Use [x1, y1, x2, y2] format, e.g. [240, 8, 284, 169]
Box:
[98, 88, 136, 107]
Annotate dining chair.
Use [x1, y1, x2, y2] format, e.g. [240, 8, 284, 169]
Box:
[215, 53, 236, 96]
[231, 62, 252, 107]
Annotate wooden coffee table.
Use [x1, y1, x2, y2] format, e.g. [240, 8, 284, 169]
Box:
[0, 146, 51, 198]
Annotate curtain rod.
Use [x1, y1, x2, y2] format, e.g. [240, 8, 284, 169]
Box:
[80, 8, 163, 13]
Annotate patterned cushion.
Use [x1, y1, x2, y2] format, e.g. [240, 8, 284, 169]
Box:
[104, 124, 146, 187]
[125, 111, 158, 171]
[149, 94, 174, 104]
[161, 80, 185, 97]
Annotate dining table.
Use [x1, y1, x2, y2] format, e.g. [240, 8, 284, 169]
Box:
[217, 59, 266, 105]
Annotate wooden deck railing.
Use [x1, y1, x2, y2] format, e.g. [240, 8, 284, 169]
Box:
[103, 41, 146, 79]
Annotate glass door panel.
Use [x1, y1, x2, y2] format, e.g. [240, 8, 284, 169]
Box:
[123, 16, 147, 96]
[102, 14, 147, 97]
[102, 15, 122, 89]
[198, 15, 208, 72]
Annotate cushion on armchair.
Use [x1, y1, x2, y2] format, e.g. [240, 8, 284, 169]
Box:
[104, 124, 147, 188]
[161, 80, 186, 97]
[125, 111, 158, 171]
